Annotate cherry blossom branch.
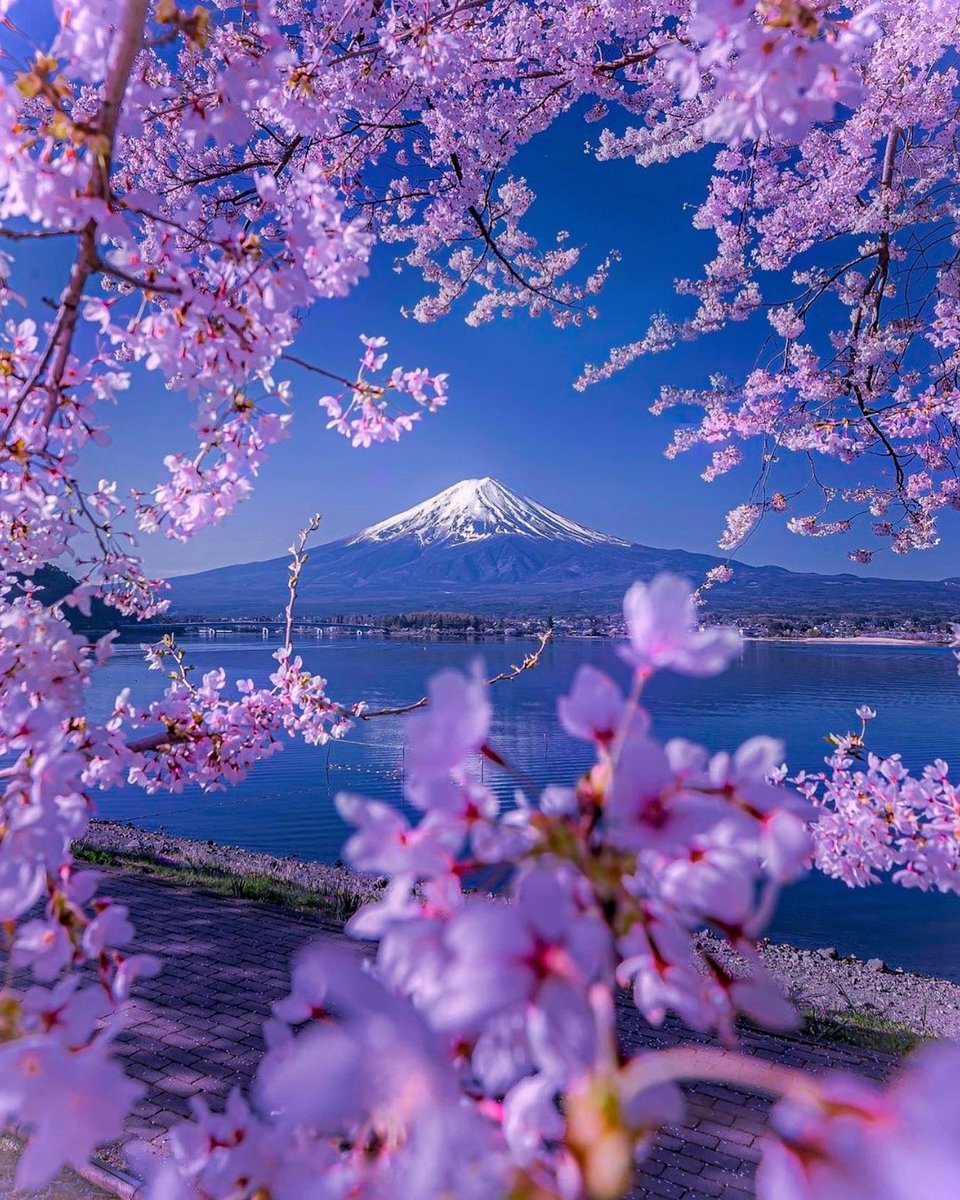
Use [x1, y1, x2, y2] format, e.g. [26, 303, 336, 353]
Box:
[283, 513, 323, 655]
[593, 44, 662, 73]
[124, 520, 548, 767]
[623, 1044, 821, 1105]
[353, 629, 553, 719]
[0, 226, 83, 241]
[123, 630, 553, 758]
[11, 0, 149, 435]
[279, 353, 358, 390]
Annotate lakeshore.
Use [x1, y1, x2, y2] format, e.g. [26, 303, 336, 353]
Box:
[83, 820, 960, 1041]
[146, 622, 953, 645]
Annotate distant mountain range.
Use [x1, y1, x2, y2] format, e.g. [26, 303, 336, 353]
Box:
[166, 478, 960, 621]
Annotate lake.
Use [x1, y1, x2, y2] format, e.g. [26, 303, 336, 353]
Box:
[88, 634, 960, 980]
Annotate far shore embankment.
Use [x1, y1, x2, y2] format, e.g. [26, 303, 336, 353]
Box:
[746, 634, 948, 647]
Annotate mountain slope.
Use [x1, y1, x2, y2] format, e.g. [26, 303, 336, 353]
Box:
[166, 478, 960, 620]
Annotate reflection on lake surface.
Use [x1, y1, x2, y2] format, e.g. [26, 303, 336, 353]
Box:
[89, 635, 960, 979]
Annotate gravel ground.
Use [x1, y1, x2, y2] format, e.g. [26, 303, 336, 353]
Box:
[699, 930, 960, 1038]
[84, 820, 960, 1039]
[749, 937, 960, 1038]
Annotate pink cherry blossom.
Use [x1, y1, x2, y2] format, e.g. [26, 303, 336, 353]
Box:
[0, 1037, 142, 1189]
[620, 574, 742, 678]
[761, 1043, 960, 1199]
[405, 661, 491, 783]
[557, 664, 625, 744]
[425, 867, 610, 1051]
[606, 727, 725, 853]
[335, 793, 464, 878]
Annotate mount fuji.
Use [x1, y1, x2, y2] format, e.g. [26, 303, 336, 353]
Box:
[351, 477, 630, 549]
[166, 478, 960, 620]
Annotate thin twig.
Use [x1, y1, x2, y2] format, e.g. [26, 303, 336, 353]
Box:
[97, 260, 183, 296]
[280, 353, 357, 389]
[283, 514, 323, 655]
[466, 205, 576, 310]
[354, 630, 553, 719]
[0, 226, 83, 241]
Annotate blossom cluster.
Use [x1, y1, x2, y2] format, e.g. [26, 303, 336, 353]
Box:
[798, 699, 960, 894]
[0, 592, 159, 1186]
[804, 741, 960, 892]
[125, 638, 353, 793]
[318, 336, 449, 449]
[663, 0, 878, 145]
[789, 624, 960, 895]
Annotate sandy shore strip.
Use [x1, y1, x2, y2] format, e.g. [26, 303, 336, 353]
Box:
[83, 819, 960, 1040]
[747, 635, 948, 647]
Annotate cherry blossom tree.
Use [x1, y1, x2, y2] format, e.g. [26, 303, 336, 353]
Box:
[578, 0, 960, 563]
[2, 1, 960, 1197]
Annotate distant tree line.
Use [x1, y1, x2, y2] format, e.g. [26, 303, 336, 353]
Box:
[380, 611, 489, 631]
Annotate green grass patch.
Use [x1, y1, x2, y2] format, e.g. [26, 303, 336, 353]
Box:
[801, 1007, 923, 1057]
[73, 843, 367, 923]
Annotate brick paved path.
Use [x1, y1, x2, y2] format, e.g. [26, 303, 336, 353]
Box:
[96, 869, 895, 1198]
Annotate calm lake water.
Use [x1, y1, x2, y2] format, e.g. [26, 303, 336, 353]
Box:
[88, 635, 960, 980]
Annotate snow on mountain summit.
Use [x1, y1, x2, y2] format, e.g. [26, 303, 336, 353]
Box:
[349, 478, 631, 548]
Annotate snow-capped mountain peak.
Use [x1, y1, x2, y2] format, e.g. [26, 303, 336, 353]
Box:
[348, 478, 631, 548]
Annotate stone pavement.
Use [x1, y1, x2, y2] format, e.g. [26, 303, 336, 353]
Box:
[88, 869, 896, 1199]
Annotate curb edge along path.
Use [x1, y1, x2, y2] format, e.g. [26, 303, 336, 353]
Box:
[64, 869, 898, 1200]
[72, 1159, 138, 1200]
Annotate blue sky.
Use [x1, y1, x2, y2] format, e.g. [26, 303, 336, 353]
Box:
[19, 100, 960, 581]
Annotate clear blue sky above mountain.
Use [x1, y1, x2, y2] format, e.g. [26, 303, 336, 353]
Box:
[16, 85, 959, 580]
